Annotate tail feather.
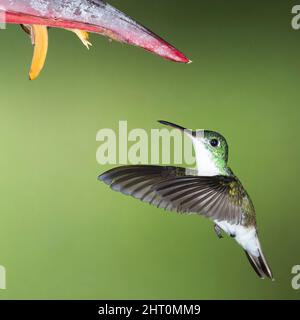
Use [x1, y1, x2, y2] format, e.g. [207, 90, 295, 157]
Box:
[245, 251, 264, 279]
[245, 248, 274, 280]
[234, 226, 274, 280]
[258, 250, 274, 280]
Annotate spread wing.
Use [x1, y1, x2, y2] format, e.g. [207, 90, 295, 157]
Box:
[99, 165, 254, 225]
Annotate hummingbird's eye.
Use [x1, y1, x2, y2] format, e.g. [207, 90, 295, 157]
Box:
[210, 139, 219, 147]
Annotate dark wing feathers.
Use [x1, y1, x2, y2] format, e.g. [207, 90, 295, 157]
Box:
[99, 165, 247, 224]
[100, 166, 189, 210]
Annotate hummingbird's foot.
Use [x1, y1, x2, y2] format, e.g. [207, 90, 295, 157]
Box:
[214, 224, 223, 239]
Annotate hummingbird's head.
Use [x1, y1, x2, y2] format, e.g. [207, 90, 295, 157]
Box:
[158, 120, 229, 176]
[201, 130, 229, 164]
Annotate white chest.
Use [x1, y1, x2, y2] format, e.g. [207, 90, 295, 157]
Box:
[192, 138, 221, 176]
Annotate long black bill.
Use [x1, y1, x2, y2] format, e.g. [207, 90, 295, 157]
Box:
[158, 120, 195, 137]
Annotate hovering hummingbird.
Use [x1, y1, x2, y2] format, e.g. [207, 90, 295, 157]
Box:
[99, 120, 274, 280]
[0, 0, 190, 80]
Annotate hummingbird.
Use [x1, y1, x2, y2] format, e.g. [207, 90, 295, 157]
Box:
[0, 0, 190, 80]
[99, 120, 274, 280]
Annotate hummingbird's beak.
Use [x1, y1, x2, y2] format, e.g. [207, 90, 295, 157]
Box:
[158, 120, 195, 137]
[1, 0, 190, 79]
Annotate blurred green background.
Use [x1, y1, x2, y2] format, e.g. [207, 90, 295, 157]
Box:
[0, 0, 299, 299]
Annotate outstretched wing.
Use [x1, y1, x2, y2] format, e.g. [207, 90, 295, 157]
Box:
[99, 165, 194, 209]
[99, 165, 254, 225]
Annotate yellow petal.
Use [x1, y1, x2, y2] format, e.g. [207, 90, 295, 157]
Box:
[69, 29, 92, 49]
[29, 25, 49, 81]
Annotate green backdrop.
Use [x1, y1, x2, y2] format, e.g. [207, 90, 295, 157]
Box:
[0, 0, 299, 299]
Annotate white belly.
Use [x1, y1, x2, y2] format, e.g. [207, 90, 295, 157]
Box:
[215, 220, 260, 257]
